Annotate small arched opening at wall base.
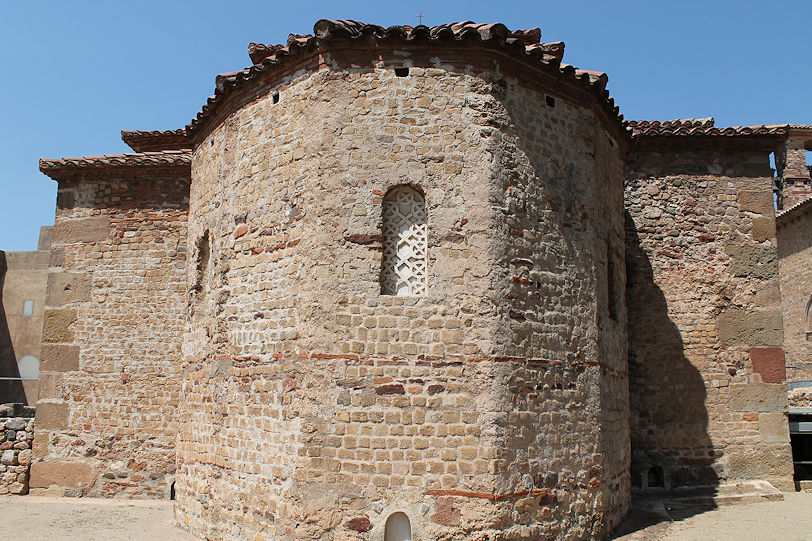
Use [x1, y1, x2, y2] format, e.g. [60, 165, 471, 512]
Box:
[646, 465, 665, 489]
[384, 512, 411, 541]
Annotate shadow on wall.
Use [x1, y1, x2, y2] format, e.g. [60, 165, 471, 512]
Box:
[612, 212, 720, 534]
[0, 252, 27, 404]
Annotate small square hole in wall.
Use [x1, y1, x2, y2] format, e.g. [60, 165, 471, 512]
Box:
[272, 92, 280, 104]
[546, 96, 556, 107]
[394, 67, 409, 77]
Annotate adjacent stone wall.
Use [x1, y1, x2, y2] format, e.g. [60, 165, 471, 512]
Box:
[176, 45, 628, 540]
[0, 237, 50, 405]
[625, 140, 794, 491]
[777, 198, 812, 389]
[30, 171, 189, 498]
[0, 403, 35, 494]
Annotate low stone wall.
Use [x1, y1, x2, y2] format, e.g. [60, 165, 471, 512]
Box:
[0, 403, 35, 494]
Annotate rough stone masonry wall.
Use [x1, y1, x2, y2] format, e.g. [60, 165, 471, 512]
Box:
[31, 171, 188, 498]
[175, 47, 628, 541]
[0, 403, 35, 494]
[625, 143, 795, 491]
[777, 201, 812, 393]
[487, 78, 629, 534]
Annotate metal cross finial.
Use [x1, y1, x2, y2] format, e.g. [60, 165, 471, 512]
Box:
[417, 12, 424, 25]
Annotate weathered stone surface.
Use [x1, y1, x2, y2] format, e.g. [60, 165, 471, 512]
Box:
[41, 344, 80, 372]
[46, 272, 92, 306]
[728, 384, 787, 412]
[751, 216, 776, 242]
[724, 243, 778, 280]
[42, 309, 77, 343]
[750, 348, 787, 383]
[738, 189, 774, 215]
[432, 497, 461, 527]
[717, 308, 783, 347]
[29, 461, 97, 488]
[759, 412, 789, 443]
[35, 402, 70, 430]
[52, 215, 110, 244]
[17, 449, 32, 466]
[725, 444, 795, 491]
[345, 517, 372, 532]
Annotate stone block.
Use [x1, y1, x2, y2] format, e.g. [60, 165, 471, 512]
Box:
[46, 272, 92, 306]
[35, 402, 70, 430]
[31, 435, 49, 459]
[37, 372, 63, 400]
[49, 246, 66, 267]
[753, 283, 781, 306]
[737, 190, 774, 215]
[52, 215, 110, 244]
[728, 383, 787, 412]
[717, 308, 783, 347]
[750, 348, 786, 383]
[724, 243, 778, 280]
[42, 309, 77, 343]
[17, 449, 32, 466]
[725, 444, 794, 491]
[41, 345, 80, 372]
[751, 217, 776, 242]
[29, 461, 97, 488]
[759, 412, 789, 443]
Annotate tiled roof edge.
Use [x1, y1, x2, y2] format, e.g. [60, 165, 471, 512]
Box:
[40, 150, 191, 180]
[188, 19, 624, 141]
[628, 118, 788, 138]
[776, 195, 812, 223]
[121, 129, 190, 152]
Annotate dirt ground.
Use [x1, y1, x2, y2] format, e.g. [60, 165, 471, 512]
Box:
[1, 495, 199, 540]
[2, 492, 812, 540]
[613, 491, 812, 541]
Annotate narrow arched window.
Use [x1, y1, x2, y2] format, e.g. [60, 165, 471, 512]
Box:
[384, 512, 412, 541]
[806, 295, 812, 338]
[381, 186, 427, 296]
[193, 232, 211, 317]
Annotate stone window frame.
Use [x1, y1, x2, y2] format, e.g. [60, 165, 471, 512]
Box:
[380, 185, 428, 297]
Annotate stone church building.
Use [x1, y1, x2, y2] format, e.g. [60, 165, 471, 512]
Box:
[25, 20, 812, 540]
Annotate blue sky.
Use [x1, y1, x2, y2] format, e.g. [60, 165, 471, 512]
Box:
[1, 1, 810, 251]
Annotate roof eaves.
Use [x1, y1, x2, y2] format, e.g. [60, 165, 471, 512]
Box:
[776, 195, 812, 223]
[186, 19, 627, 144]
[39, 150, 192, 180]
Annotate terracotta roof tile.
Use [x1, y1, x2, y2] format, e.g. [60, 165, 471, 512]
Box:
[121, 129, 190, 152]
[40, 150, 191, 180]
[189, 19, 620, 140]
[628, 118, 788, 138]
[776, 194, 812, 222]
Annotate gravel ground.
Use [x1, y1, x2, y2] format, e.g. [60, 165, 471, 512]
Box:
[2, 492, 811, 540]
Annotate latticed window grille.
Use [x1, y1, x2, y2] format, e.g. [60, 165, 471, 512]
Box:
[381, 186, 427, 296]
